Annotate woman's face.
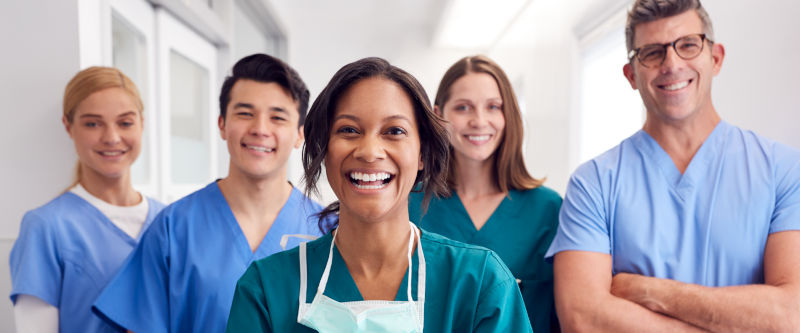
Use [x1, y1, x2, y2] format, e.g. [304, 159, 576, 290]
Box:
[64, 87, 143, 181]
[325, 77, 423, 223]
[440, 72, 506, 164]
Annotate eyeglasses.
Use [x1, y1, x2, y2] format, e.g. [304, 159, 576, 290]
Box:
[628, 33, 713, 68]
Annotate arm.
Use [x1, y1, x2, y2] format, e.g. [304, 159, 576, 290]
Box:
[610, 231, 800, 333]
[226, 265, 272, 333]
[13, 295, 58, 333]
[553, 251, 708, 333]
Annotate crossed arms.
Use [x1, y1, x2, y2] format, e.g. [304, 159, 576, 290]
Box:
[553, 230, 800, 333]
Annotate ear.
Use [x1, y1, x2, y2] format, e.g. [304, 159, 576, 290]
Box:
[418, 154, 424, 171]
[62, 115, 73, 138]
[294, 125, 305, 149]
[623, 63, 637, 90]
[434, 105, 442, 117]
[711, 42, 725, 76]
[218, 115, 227, 140]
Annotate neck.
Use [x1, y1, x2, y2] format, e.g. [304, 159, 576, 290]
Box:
[217, 167, 292, 225]
[79, 166, 140, 206]
[452, 155, 500, 198]
[642, 106, 721, 173]
[334, 208, 413, 277]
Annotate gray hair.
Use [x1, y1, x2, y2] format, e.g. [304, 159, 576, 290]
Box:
[625, 0, 714, 54]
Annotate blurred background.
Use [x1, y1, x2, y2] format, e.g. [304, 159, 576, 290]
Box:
[1, 0, 798, 330]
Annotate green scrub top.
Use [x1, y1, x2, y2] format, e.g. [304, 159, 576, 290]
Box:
[409, 187, 562, 333]
[227, 229, 531, 332]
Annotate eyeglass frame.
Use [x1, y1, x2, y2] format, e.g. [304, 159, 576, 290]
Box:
[627, 33, 714, 68]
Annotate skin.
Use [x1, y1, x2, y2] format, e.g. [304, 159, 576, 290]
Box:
[216, 79, 304, 252]
[437, 72, 506, 230]
[324, 77, 423, 300]
[556, 10, 800, 333]
[63, 87, 143, 206]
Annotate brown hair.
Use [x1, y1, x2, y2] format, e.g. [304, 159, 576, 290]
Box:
[625, 0, 714, 54]
[434, 55, 543, 193]
[63, 66, 144, 188]
[303, 57, 450, 233]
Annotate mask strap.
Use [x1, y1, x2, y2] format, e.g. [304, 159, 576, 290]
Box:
[406, 222, 415, 302]
[316, 228, 339, 295]
[297, 242, 308, 322]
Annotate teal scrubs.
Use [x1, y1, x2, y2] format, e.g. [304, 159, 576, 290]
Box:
[409, 187, 562, 332]
[227, 229, 531, 332]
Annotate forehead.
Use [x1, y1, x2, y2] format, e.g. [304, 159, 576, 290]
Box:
[448, 72, 501, 100]
[229, 79, 298, 112]
[76, 87, 139, 117]
[335, 78, 415, 121]
[633, 10, 704, 47]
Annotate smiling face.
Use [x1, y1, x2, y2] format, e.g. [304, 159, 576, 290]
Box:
[439, 72, 506, 165]
[325, 77, 422, 223]
[64, 87, 143, 180]
[219, 79, 303, 180]
[623, 10, 724, 124]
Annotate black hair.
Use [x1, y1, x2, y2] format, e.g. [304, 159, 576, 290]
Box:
[218, 53, 310, 127]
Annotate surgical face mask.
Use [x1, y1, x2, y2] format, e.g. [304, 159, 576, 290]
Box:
[296, 222, 426, 333]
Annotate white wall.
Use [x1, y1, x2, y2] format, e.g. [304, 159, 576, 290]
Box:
[0, 0, 82, 330]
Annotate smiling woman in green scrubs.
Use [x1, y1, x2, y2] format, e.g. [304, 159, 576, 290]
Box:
[409, 55, 562, 333]
[226, 57, 532, 332]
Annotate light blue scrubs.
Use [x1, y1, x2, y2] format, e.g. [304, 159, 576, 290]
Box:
[93, 181, 324, 333]
[546, 121, 800, 286]
[9, 192, 164, 333]
[227, 229, 532, 332]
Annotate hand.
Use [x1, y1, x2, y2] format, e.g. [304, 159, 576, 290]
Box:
[611, 272, 664, 313]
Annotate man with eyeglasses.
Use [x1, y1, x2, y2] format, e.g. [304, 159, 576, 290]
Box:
[546, 0, 800, 331]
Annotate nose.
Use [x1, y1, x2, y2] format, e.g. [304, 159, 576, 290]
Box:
[467, 109, 488, 128]
[353, 134, 385, 163]
[102, 125, 121, 145]
[249, 113, 272, 137]
[659, 46, 683, 73]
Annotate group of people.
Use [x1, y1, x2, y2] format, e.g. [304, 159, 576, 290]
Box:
[9, 0, 800, 332]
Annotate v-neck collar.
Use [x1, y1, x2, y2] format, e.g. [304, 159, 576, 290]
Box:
[449, 191, 514, 237]
[63, 192, 147, 246]
[634, 121, 728, 198]
[213, 181, 302, 261]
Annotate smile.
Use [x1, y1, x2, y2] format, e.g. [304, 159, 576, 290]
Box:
[97, 150, 126, 156]
[465, 134, 491, 144]
[348, 171, 394, 190]
[243, 144, 275, 153]
[658, 79, 691, 91]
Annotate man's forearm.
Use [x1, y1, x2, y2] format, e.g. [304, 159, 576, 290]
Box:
[612, 274, 800, 333]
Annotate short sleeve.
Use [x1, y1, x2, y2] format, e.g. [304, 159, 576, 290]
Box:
[226, 264, 272, 333]
[473, 254, 532, 333]
[92, 211, 171, 333]
[770, 143, 800, 233]
[9, 211, 62, 306]
[545, 161, 611, 259]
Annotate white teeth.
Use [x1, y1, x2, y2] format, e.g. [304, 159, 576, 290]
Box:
[246, 145, 274, 152]
[467, 135, 490, 141]
[349, 172, 391, 182]
[354, 183, 389, 190]
[100, 151, 123, 156]
[663, 81, 689, 91]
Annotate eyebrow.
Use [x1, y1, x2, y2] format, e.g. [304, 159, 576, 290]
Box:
[233, 103, 289, 114]
[78, 111, 138, 119]
[334, 114, 412, 123]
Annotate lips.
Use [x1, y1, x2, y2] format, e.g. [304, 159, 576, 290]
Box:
[97, 150, 126, 157]
[347, 171, 394, 190]
[657, 79, 692, 91]
[464, 134, 492, 145]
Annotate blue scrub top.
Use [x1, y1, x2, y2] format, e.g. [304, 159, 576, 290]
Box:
[9, 192, 164, 333]
[409, 187, 561, 333]
[546, 121, 800, 286]
[93, 181, 325, 333]
[227, 229, 532, 332]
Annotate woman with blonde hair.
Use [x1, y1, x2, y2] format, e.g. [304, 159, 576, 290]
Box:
[409, 55, 562, 332]
[9, 67, 164, 333]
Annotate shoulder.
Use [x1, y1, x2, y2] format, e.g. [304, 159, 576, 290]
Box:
[420, 231, 515, 281]
[289, 187, 327, 213]
[19, 193, 85, 231]
[145, 196, 166, 212]
[513, 186, 562, 205]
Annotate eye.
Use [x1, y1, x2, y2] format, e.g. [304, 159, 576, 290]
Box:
[83, 121, 98, 128]
[489, 104, 502, 111]
[640, 47, 665, 61]
[453, 104, 470, 112]
[335, 126, 359, 135]
[120, 121, 135, 127]
[236, 111, 254, 118]
[272, 116, 286, 122]
[385, 126, 407, 136]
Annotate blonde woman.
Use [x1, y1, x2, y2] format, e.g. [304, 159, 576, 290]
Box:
[9, 67, 164, 333]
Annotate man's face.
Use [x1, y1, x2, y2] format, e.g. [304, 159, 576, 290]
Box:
[219, 79, 303, 180]
[623, 10, 725, 124]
